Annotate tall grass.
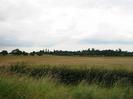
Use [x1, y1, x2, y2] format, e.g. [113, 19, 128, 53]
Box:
[0, 74, 133, 99]
[9, 63, 133, 86]
[0, 63, 133, 99]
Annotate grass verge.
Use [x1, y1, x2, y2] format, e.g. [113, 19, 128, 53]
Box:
[0, 63, 133, 99]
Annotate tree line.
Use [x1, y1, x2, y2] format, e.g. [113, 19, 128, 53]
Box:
[0, 48, 133, 56]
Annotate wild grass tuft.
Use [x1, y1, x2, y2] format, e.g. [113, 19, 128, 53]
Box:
[8, 63, 133, 86]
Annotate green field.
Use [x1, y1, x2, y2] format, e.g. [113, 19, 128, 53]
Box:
[0, 56, 133, 99]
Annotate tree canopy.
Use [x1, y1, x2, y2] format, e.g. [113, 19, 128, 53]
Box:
[0, 48, 133, 56]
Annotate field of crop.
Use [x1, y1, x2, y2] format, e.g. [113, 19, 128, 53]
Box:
[0, 55, 133, 70]
[0, 55, 133, 99]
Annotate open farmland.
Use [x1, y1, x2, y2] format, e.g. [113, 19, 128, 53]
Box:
[0, 55, 133, 99]
[0, 55, 133, 70]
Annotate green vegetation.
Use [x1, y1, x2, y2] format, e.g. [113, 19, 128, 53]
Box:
[0, 50, 8, 56]
[0, 56, 133, 99]
[0, 73, 133, 99]
[0, 66, 133, 99]
[0, 62, 133, 99]
[8, 63, 133, 85]
[1, 48, 133, 56]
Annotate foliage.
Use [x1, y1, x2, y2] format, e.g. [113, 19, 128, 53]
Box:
[0, 63, 133, 99]
[1, 48, 133, 56]
[0, 71, 133, 99]
[9, 63, 133, 86]
[0, 50, 8, 56]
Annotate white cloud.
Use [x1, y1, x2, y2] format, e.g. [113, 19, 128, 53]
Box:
[0, 0, 133, 51]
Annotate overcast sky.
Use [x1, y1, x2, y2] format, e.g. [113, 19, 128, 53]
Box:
[0, 0, 133, 51]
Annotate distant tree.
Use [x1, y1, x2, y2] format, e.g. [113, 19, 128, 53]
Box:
[22, 51, 28, 56]
[0, 50, 8, 56]
[2, 48, 132, 57]
[10, 49, 23, 55]
[118, 48, 122, 52]
[30, 51, 36, 56]
[37, 50, 44, 56]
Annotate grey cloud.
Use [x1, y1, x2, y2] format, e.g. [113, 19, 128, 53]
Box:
[0, 35, 32, 47]
[43, 0, 133, 9]
[0, 0, 133, 22]
[0, 0, 133, 50]
[0, 34, 56, 47]
[0, 0, 42, 21]
[80, 39, 133, 45]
